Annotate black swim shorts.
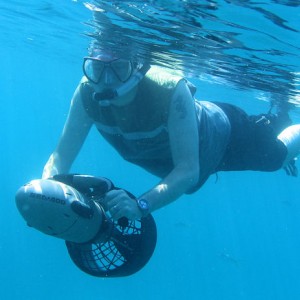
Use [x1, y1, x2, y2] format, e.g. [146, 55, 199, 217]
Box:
[215, 102, 288, 172]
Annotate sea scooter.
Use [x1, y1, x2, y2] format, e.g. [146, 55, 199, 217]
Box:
[15, 174, 157, 277]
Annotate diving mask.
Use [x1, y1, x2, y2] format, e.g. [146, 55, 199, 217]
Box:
[83, 56, 134, 84]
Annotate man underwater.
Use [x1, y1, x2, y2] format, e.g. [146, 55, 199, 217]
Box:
[43, 47, 300, 220]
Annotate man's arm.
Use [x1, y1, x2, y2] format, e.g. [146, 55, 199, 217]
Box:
[42, 83, 93, 178]
[140, 79, 200, 210]
[105, 79, 200, 219]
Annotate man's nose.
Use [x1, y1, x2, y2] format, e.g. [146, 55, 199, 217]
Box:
[102, 67, 116, 85]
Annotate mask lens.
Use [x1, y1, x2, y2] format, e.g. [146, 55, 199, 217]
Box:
[111, 59, 133, 82]
[83, 57, 133, 83]
[83, 58, 104, 83]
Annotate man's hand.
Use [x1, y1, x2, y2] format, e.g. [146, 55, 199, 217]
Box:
[104, 189, 142, 221]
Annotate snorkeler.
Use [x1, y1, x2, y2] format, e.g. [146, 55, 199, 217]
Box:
[42, 45, 300, 221]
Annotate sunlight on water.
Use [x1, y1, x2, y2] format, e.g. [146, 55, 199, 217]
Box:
[83, 0, 300, 106]
[1, 0, 299, 104]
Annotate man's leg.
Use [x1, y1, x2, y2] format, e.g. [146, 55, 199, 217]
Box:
[277, 124, 300, 167]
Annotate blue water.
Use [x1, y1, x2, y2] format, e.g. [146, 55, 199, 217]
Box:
[1, 1, 300, 299]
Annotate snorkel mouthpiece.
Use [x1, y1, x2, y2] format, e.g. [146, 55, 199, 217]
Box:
[93, 89, 118, 101]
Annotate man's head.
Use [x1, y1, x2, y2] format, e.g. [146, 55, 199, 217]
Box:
[82, 46, 150, 103]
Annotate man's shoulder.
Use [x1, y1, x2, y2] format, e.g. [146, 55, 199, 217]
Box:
[145, 65, 184, 88]
[77, 77, 94, 96]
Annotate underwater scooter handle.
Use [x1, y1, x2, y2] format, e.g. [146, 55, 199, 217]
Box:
[15, 174, 157, 277]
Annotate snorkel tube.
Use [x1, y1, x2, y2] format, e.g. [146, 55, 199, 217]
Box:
[93, 63, 151, 105]
[15, 174, 157, 277]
